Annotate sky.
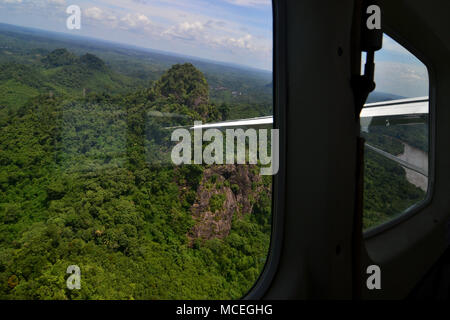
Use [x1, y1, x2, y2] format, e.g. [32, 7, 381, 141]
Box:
[0, 0, 429, 96]
[0, 0, 273, 70]
[371, 34, 429, 98]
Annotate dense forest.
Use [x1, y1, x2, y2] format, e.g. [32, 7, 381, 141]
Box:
[362, 118, 428, 230]
[0, 27, 273, 299]
[0, 23, 428, 298]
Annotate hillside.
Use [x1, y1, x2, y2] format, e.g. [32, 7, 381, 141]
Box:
[0, 23, 273, 119]
[0, 60, 271, 299]
[0, 49, 144, 110]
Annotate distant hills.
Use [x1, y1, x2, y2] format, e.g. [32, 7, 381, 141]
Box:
[0, 48, 141, 109]
[41, 48, 78, 68]
[0, 23, 273, 118]
[42, 48, 106, 71]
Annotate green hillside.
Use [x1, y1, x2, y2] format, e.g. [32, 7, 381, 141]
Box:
[0, 56, 271, 299]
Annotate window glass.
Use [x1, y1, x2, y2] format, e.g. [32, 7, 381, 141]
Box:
[361, 34, 429, 231]
[0, 1, 273, 299]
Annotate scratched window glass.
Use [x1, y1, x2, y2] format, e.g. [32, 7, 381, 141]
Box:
[360, 34, 429, 232]
[0, 1, 274, 299]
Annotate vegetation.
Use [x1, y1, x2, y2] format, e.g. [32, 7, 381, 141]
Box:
[362, 120, 428, 230]
[0, 24, 273, 300]
[362, 150, 426, 230]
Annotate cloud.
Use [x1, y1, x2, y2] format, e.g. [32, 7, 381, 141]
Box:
[161, 19, 270, 58]
[84, 7, 154, 31]
[120, 13, 152, 29]
[162, 21, 205, 41]
[222, 34, 254, 50]
[84, 7, 104, 20]
[375, 61, 428, 97]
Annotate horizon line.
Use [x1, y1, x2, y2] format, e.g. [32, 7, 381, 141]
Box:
[0, 22, 273, 74]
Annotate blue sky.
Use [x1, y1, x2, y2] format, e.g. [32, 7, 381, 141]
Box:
[0, 0, 273, 70]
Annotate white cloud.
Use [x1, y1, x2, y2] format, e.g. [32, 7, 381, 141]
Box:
[222, 34, 254, 50]
[84, 7, 154, 31]
[161, 20, 270, 58]
[84, 7, 104, 20]
[120, 13, 152, 29]
[375, 61, 428, 97]
[162, 21, 205, 41]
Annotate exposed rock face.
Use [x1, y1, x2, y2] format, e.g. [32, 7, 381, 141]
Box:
[188, 165, 264, 242]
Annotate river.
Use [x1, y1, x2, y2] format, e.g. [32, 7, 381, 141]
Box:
[398, 143, 429, 192]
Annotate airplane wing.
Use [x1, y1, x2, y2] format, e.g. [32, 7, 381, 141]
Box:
[360, 97, 429, 177]
[360, 96, 429, 130]
[185, 96, 429, 177]
[190, 116, 273, 130]
[189, 96, 429, 130]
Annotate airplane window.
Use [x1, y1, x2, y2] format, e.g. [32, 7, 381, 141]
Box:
[0, 1, 273, 299]
[361, 34, 429, 232]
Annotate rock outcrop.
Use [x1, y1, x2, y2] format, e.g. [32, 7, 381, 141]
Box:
[188, 165, 265, 242]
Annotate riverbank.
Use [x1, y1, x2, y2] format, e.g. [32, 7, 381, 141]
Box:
[398, 143, 428, 191]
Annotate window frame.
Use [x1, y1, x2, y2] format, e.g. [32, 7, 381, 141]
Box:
[243, 0, 286, 299]
[363, 27, 436, 239]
